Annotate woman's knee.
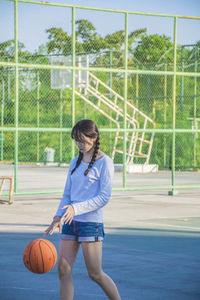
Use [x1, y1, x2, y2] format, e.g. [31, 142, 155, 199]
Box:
[88, 270, 103, 283]
[58, 256, 72, 279]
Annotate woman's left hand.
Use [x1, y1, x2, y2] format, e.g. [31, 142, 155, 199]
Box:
[62, 205, 75, 224]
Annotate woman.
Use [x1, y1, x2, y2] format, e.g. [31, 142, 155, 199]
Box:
[45, 119, 121, 300]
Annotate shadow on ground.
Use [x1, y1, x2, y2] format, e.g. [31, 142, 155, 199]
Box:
[0, 228, 200, 300]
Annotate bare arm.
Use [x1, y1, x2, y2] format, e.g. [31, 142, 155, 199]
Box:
[44, 215, 62, 236]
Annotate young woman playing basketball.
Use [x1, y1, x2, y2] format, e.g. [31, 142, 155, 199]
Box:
[44, 119, 121, 300]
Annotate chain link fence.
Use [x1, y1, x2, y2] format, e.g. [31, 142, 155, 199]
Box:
[0, 1, 200, 195]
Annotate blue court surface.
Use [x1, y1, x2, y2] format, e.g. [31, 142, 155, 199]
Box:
[0, 193, 200, 300]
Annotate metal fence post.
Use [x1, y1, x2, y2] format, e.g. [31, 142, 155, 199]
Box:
[169, 16, 178, 195]
[36, 71, 40, 162]
[72, 7, 76, 159]
[14, 0, 19, 193]
[1, 80, 5, 161]
[123, 12, 128, 188]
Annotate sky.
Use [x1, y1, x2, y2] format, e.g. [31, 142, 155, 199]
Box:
[0, 0, 200, 52]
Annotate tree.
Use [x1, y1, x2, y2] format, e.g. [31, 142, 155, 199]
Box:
[183, 40, 200, 64]
[76, 19, 96, 42]
[101, 28, 146, 67]
[133, 34, 173, 65]
[45, 20, 146, 60]
[104, 28, 146, 52]
[46, 20, 108, 55]
[46, 27, 72, 55]
[0, 39, 28, 58]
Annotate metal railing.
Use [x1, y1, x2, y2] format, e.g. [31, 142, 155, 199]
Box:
[0, 0, 200, 196]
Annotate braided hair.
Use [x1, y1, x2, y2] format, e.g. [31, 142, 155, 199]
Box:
[84, 136, 100, 176]
[71, 151, 83, 175]
[71, 120, 100, 176]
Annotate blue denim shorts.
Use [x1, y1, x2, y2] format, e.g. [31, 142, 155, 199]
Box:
[61, 220, 105, 242]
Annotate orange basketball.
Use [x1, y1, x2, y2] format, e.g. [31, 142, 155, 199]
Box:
[23, 238, 57, 274]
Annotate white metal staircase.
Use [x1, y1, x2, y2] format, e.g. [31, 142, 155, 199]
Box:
[75, 72, 155, 164]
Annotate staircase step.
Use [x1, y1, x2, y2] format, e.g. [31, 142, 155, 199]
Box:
[75, 71, 155, 165]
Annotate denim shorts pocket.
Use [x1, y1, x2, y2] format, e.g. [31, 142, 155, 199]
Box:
[62, 222, 76, 235]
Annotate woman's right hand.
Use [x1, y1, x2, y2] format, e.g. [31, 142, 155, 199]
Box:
[44, 216, 62, 236]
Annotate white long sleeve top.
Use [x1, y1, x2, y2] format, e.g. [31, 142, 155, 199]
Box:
[55, 154, 114, 222]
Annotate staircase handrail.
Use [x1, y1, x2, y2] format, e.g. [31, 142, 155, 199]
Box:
[89, 72, 155, 126]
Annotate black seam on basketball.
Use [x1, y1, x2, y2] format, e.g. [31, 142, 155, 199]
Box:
[29, 244, 34, 272]
[41, 240, 56, 267]
[39, 240, 45, 273]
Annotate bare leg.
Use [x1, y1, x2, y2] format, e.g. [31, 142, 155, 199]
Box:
[82, 241, 121, 300]
[58, 239, 80, 300]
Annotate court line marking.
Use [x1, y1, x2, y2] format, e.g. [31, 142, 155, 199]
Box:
[136, 222, 200, 231]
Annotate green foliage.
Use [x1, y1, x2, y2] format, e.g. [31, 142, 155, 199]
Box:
[76, 19, 96, 42]
[46, 27, 72, 55]
[133, 34, 173, 65]
[0, 21, 200, 169]
[44, 19, 147, 67]
[0, 40, 27, 57]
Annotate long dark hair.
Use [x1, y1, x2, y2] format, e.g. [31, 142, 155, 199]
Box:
[71, 120, 100, 176]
